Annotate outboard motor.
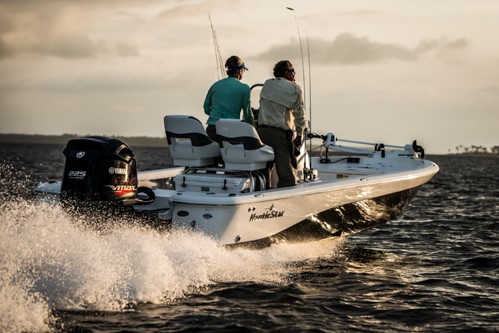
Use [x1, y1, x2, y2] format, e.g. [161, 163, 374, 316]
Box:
[60, 136, 142, 205]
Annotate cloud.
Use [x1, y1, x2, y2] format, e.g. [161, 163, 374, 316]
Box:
[0, 37, 9, 59]
[0, 72, 164, 93]
[415, 36, 469, 60]
[338, 10, 381, 17]
[252, 33, 469, 65]
[0, 1, 140, 60]
[155, 0, 232, 21]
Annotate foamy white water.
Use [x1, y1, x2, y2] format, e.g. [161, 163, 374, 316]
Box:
[0, 199, 342, 332]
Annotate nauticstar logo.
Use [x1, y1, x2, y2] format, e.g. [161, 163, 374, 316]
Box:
[249, 204, 285, 222]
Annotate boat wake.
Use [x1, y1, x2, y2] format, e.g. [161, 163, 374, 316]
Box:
[0, 194, 342, 332]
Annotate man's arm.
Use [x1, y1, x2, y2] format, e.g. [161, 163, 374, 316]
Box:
[292, 86, 306, 136]
[203, 87, 213, 115]
[242, 85, 255, 125]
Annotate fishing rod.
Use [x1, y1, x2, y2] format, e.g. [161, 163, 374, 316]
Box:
[208, 15, 225, 80]
[286, 7, 306, 111]
[287, 7, 314, 176]
[305, 27, 313, 170]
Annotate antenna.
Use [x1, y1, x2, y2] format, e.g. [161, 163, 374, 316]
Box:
[208, 15, 225, 80]
[286, 7, 306, 111]
[305, 28, 313, 170]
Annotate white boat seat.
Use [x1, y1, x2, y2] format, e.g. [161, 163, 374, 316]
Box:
[216, 119, 274, 171]
[164, 115, 221, 167]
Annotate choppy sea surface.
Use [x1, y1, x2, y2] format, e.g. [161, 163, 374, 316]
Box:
[0, 143, 497, 333]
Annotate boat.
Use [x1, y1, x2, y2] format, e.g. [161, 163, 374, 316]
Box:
[35, 107, 439, 248]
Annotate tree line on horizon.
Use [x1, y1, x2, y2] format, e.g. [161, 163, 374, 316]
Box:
[449, 144, 499, 155]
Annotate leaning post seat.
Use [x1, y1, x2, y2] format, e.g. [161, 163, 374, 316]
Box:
[215, 119, 274, 171]
[164, 115, 221, 167]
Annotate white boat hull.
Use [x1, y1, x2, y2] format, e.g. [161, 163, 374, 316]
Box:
[164, 158, 437, 246]
[33, 119, 439, 248]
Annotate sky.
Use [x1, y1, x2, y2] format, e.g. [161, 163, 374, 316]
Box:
[0, 0, 498, 154]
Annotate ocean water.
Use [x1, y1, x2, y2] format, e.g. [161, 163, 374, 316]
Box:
[0, 143, 497, 333]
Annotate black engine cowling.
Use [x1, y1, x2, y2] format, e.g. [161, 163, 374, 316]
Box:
[60, 136, 139, 204]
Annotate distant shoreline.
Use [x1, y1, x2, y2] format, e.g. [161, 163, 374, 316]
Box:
[0, 133, 167, 147]
[1, 134, 498, 157]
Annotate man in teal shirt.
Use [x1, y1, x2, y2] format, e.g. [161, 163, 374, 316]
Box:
[204, 55, 254, 144]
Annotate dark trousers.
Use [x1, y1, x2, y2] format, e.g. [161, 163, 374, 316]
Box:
[206, 124, 221, 145]
[257, 127, 296, 188]
[205, 125, 224, 166]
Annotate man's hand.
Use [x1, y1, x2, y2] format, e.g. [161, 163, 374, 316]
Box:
[293, 136, 302, 147]
[292, 136, 302, 158]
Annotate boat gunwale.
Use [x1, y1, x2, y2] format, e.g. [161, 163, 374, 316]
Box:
[167, 160, 439, 206]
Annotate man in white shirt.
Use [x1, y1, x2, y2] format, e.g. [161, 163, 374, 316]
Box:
[257, 60, 306, 188]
